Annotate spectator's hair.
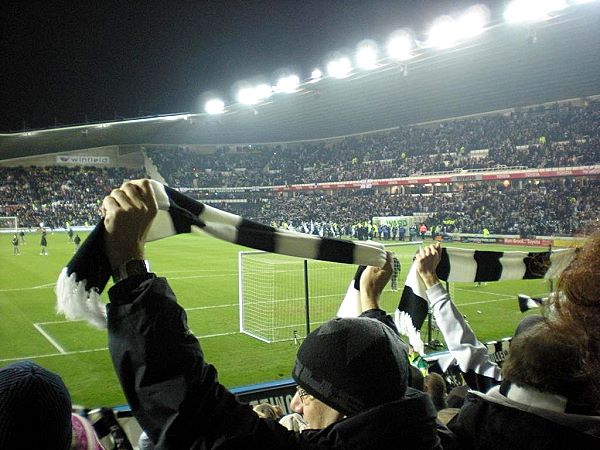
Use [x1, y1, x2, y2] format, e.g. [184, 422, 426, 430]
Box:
[501, 321, 596, 412]
[552, 230, 600, 328]
[548, 229, 600, 411]
[424, 373, 447, 411]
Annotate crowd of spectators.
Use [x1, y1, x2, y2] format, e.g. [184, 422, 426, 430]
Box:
[1, 101, 598, 234]
[148, 99, 600, 188]
[0, 165, 144, 228]
[200, 179, 599, 237]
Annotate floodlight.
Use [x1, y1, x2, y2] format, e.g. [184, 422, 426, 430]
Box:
[205, 98, 225, 115]
[387, 31, 413, 61]
[275, 75, 300, 93]
[427, 16, 459, 49]
[310, 68, 323, 80]
[237, 87, 259, 105]
[356, 41, 378, 70]
[255, 83, 272, 100]
[504, 0, 568, 23]
[457, 5, 489, 39]
[326, 57, 352, 78]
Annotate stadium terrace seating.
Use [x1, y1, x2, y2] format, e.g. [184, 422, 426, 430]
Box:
[192, 179, 599, 236]
[148, 100, 600, 188]
[0, 166, 145, 228]
[1, 101, 598, 233]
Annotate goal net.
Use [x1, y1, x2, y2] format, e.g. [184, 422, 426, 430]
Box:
[238, 241, 422, 343]
[0, 216, 18, 234]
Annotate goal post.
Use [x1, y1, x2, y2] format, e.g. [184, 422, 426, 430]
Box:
[0, 216, 18, 234]
[238, 241, 423, 343]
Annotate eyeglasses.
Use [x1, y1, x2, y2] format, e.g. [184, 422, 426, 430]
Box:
[296, 386, 311, 403]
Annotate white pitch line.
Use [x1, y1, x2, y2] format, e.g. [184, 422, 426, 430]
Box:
[455, 295, 547, 307]
[170, 274, 235, 281]
[0, 283, 56, 293]
[33, 323, 67, 354]
[0, 331, 239, 363]
[453, 287, 515, 298]
[195, 331, 238, 339]
[0, 347, 107, 363]
[186, 303, 238, 311]
[160, 269, 238, 275]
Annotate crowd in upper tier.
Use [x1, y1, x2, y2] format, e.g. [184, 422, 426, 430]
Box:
[148, 99, 600, 188]
[1, 100, 599, 233]
[0, 166, 144, 229]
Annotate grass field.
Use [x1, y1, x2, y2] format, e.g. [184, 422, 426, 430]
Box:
[0, 231, 551, 408]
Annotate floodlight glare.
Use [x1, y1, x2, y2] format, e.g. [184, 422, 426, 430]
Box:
[570, 0, 596, 4]
[427, 16, 459, 49]
[310, 68, 323, 80]
[255, 83, 272, 100]
[504, 0, 568, 23]
[205, 99, 225, 115]
[275, 74, 300, 93]
[237, 87, 259, 105]
[327, 57, 352, 78]
[387, 31, 413, 61]
[356, 42, 378, 70]
[457, 5, 489, 39]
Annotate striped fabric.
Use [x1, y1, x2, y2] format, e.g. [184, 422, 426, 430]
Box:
[518, 294, 546, 312]
[56, 180, 386, 328]
[397, 246, 576, 330]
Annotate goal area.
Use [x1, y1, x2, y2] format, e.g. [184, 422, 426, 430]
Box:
[238, 241, 422, 343]
[0, 216, 18, 234]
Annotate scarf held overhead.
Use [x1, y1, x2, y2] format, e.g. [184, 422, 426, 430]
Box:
[56, 180, 387, 328]
[397, 246, 576, 330]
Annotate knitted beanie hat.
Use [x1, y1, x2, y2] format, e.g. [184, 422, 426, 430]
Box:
[514, 315, 545, 337]
[292, 317, 409, 416]
[0, 361, 72, 450]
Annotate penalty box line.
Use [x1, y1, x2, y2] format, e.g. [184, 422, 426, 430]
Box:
[18, 316, 239, 364]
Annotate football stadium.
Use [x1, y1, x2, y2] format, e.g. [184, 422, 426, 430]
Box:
[1, 1, 600, 448]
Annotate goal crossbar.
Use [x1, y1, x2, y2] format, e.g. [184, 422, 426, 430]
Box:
[238, 241, 423, 343]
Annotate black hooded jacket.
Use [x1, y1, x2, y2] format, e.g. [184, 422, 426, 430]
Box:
[107, 275, 446, 449]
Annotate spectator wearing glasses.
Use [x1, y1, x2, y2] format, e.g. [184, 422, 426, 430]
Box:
[102, 180, 448, 449]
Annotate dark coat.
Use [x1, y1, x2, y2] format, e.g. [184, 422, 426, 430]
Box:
[449, 388, 600, 450]
[107, 275, 446, 449]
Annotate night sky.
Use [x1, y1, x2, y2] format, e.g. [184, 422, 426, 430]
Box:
[1, 0, 505, 132]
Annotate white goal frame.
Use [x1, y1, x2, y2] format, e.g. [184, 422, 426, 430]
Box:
[238, 241, 423, 343]
[0, 216, 18, 234]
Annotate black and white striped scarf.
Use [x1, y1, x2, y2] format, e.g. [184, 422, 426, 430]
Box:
[398, 246, 576, 330]
[56, 180, 386, 328]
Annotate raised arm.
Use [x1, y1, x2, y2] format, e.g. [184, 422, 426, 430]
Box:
[416, 243, 501, 389]
[358, 252, 400, 333]
[103, 180, 296, 448]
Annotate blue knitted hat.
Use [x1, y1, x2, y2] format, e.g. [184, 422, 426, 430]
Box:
[0, 361, 72, 450]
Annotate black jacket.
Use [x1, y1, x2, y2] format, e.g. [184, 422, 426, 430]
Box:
[107, 275, 445, 449]
[449, 387, 600, 450]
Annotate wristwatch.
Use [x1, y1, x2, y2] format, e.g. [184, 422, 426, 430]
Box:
[112, 259, 150, 284]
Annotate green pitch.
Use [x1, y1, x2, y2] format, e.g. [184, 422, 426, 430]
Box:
[0, 231, 550, 408]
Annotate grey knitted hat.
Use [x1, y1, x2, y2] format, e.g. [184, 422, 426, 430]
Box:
[0, 361, 72, 450]
[292, 317, 409, 416]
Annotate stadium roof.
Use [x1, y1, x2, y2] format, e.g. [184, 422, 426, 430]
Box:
[1, 6, 599, 161]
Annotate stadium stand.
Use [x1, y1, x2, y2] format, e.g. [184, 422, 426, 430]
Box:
[0, 166, 145, 228]
[1, 100, 598, 235]
[147, 99, 600, 188]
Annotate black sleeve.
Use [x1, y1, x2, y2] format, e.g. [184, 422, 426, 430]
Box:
[359, 308, 400, 335]
[107, 276, 301, 449]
